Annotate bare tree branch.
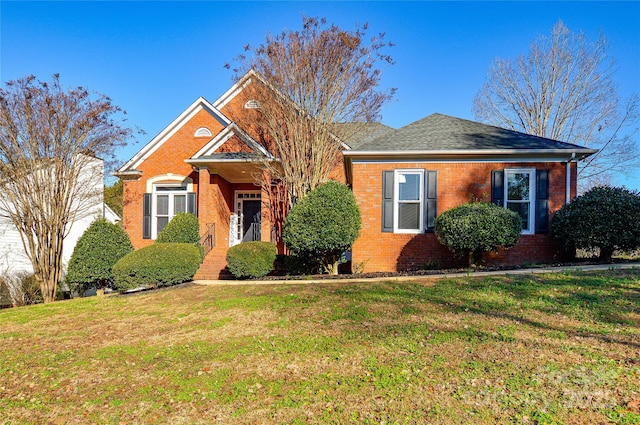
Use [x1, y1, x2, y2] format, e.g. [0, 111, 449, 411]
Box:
[228, 16, 395, 208]
[473, 20, 639, 189]
[0, 75, 132, 302]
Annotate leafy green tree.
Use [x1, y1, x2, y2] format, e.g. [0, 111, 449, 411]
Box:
[551, 186, 640, 261]
[66, 218, 133, 294]
[283, 181, 361, 274]
[104, 179, 123, 218]
[435, 202, 522, 267]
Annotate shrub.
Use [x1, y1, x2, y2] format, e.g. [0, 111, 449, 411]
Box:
[156, 213, 200, 244]
[66, 218, 134, 294]
[112, 243, 202, 291]
[435, 202, 522, 266]
[283, 181, 361, 274]
[226, 241, 277, 279]
[274, 253, 322, 276]
[551, 186, 640, 261]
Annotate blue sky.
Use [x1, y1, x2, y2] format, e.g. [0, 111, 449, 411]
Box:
[2, 1, 639, 189]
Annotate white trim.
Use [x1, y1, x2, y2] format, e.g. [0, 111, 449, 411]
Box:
[117, 97, 231, 173]
[146, 174, 193, 193]
[151, 183, 190, 239]
[393, 169, 424, 234]
[232, 190, 262, 246]
[194, 127, 212, 137]
[191, 123, 273, 159]
[504, 168, 536, 235]
[213, 70, 260, 110]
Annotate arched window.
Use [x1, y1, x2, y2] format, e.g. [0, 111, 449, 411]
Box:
[194, 127, 212, 137]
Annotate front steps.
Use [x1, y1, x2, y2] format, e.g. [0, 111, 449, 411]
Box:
[194, 248, 232, 280]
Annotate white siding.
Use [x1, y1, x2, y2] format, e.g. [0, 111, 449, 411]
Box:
[0, 156, 115, 278]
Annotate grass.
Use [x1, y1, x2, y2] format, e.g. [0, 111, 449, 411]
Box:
[0, 269, 639, 424]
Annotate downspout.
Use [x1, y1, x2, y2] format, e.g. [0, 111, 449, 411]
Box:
[566, 153, 576, 204]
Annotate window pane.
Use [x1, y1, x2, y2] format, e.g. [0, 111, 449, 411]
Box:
[398, 203, 420, 230]
[156, 195, 169, 215]
[157, 216, 169, 233]
[174, 195, 186, 213]
[507, 173, 530, 200]
[399, 174, 420, 201]
[507, 202, 530, 231]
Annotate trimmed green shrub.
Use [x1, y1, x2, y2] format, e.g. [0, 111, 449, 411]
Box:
[66, 218, 133, 294]
[112, 243, 202, 291]
[156, 212, 200, 244]
[435, 202, 522, 266]
[283, 181, 361, 275]
[551, 186, 640, 261]
[226, 241, 277, 279]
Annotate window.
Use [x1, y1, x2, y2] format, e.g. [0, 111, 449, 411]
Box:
[382, 169, 437, 234]
[154, 185, 187, 236]
[143, 184, 196, 240]
[394, 170, 424, 233]
[504, 169, 535, 234]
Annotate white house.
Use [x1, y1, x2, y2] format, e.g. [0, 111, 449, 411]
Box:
[0, 155, 118, 279]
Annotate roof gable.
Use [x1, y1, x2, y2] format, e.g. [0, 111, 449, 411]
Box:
[116, 97, 230, 173]
[190, 123, 273, 159]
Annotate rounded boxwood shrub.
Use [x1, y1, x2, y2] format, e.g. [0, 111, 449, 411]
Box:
[66, 218, 133, 294]
[283, 181, 361, 275]
[226, 241, 277, 279]
[551, 186, 640, 261]
[112, 243, 202, 291]
[435, 202, 522, 266]
[156, 212, 200, 244]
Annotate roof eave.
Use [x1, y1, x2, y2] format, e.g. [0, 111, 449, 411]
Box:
[343, 148, 598, 161]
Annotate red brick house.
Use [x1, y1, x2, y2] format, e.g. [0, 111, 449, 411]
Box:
[115, 73, 596, 278]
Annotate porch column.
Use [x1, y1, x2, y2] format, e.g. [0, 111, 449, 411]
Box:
[198, 166, 211, 235]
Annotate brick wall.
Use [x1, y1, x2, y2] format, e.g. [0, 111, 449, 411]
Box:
[351, 160, 577, 272]
[122, 108, 226, 249]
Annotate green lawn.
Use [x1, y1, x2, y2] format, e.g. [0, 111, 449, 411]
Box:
[1, 269, 639, 424]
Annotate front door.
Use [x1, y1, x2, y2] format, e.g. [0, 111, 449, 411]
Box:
[241, 200, 261, 242]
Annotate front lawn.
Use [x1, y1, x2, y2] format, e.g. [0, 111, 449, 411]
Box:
[1, 269, 639, 424]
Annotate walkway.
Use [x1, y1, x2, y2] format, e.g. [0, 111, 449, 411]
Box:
[193, 262, 640, 286]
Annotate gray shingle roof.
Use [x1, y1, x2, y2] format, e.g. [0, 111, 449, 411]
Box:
[334, 122, 395, 149]
[353, 113, 591, 152]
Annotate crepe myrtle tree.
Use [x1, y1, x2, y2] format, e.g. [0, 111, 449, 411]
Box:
[0, 75, 133, 302]
[227, 16, 395, 208]
[283, 181, 361, 275]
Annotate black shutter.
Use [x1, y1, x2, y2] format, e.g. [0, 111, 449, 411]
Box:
[143, 193, 152, 239]
[382, 171, 394, 232]
[187, 192, 197, 216]
[425, 170, 437, 232]
[535, 169, 550, 233]
[491, 170, 504, 206]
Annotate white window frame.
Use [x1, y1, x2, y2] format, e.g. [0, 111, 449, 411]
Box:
[152, 183, 188, 239]
[504, 168, 536, 235]
[393, 169, 424, 234]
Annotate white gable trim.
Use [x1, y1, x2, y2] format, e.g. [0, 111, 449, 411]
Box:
[213, 70, 262, 110]
[191, 123, 273, 159]
[117, 97, 231, 173]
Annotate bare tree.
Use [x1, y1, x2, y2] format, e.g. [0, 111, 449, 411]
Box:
[473, 20, 639, 188]
[227, 16, 395, 206]
[0, 75, 132, 303]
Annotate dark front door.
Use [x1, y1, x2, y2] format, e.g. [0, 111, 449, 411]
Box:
[242, 200, 261, 242]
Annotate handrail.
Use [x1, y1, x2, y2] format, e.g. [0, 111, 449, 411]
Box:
[199, 223, 216, 257]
